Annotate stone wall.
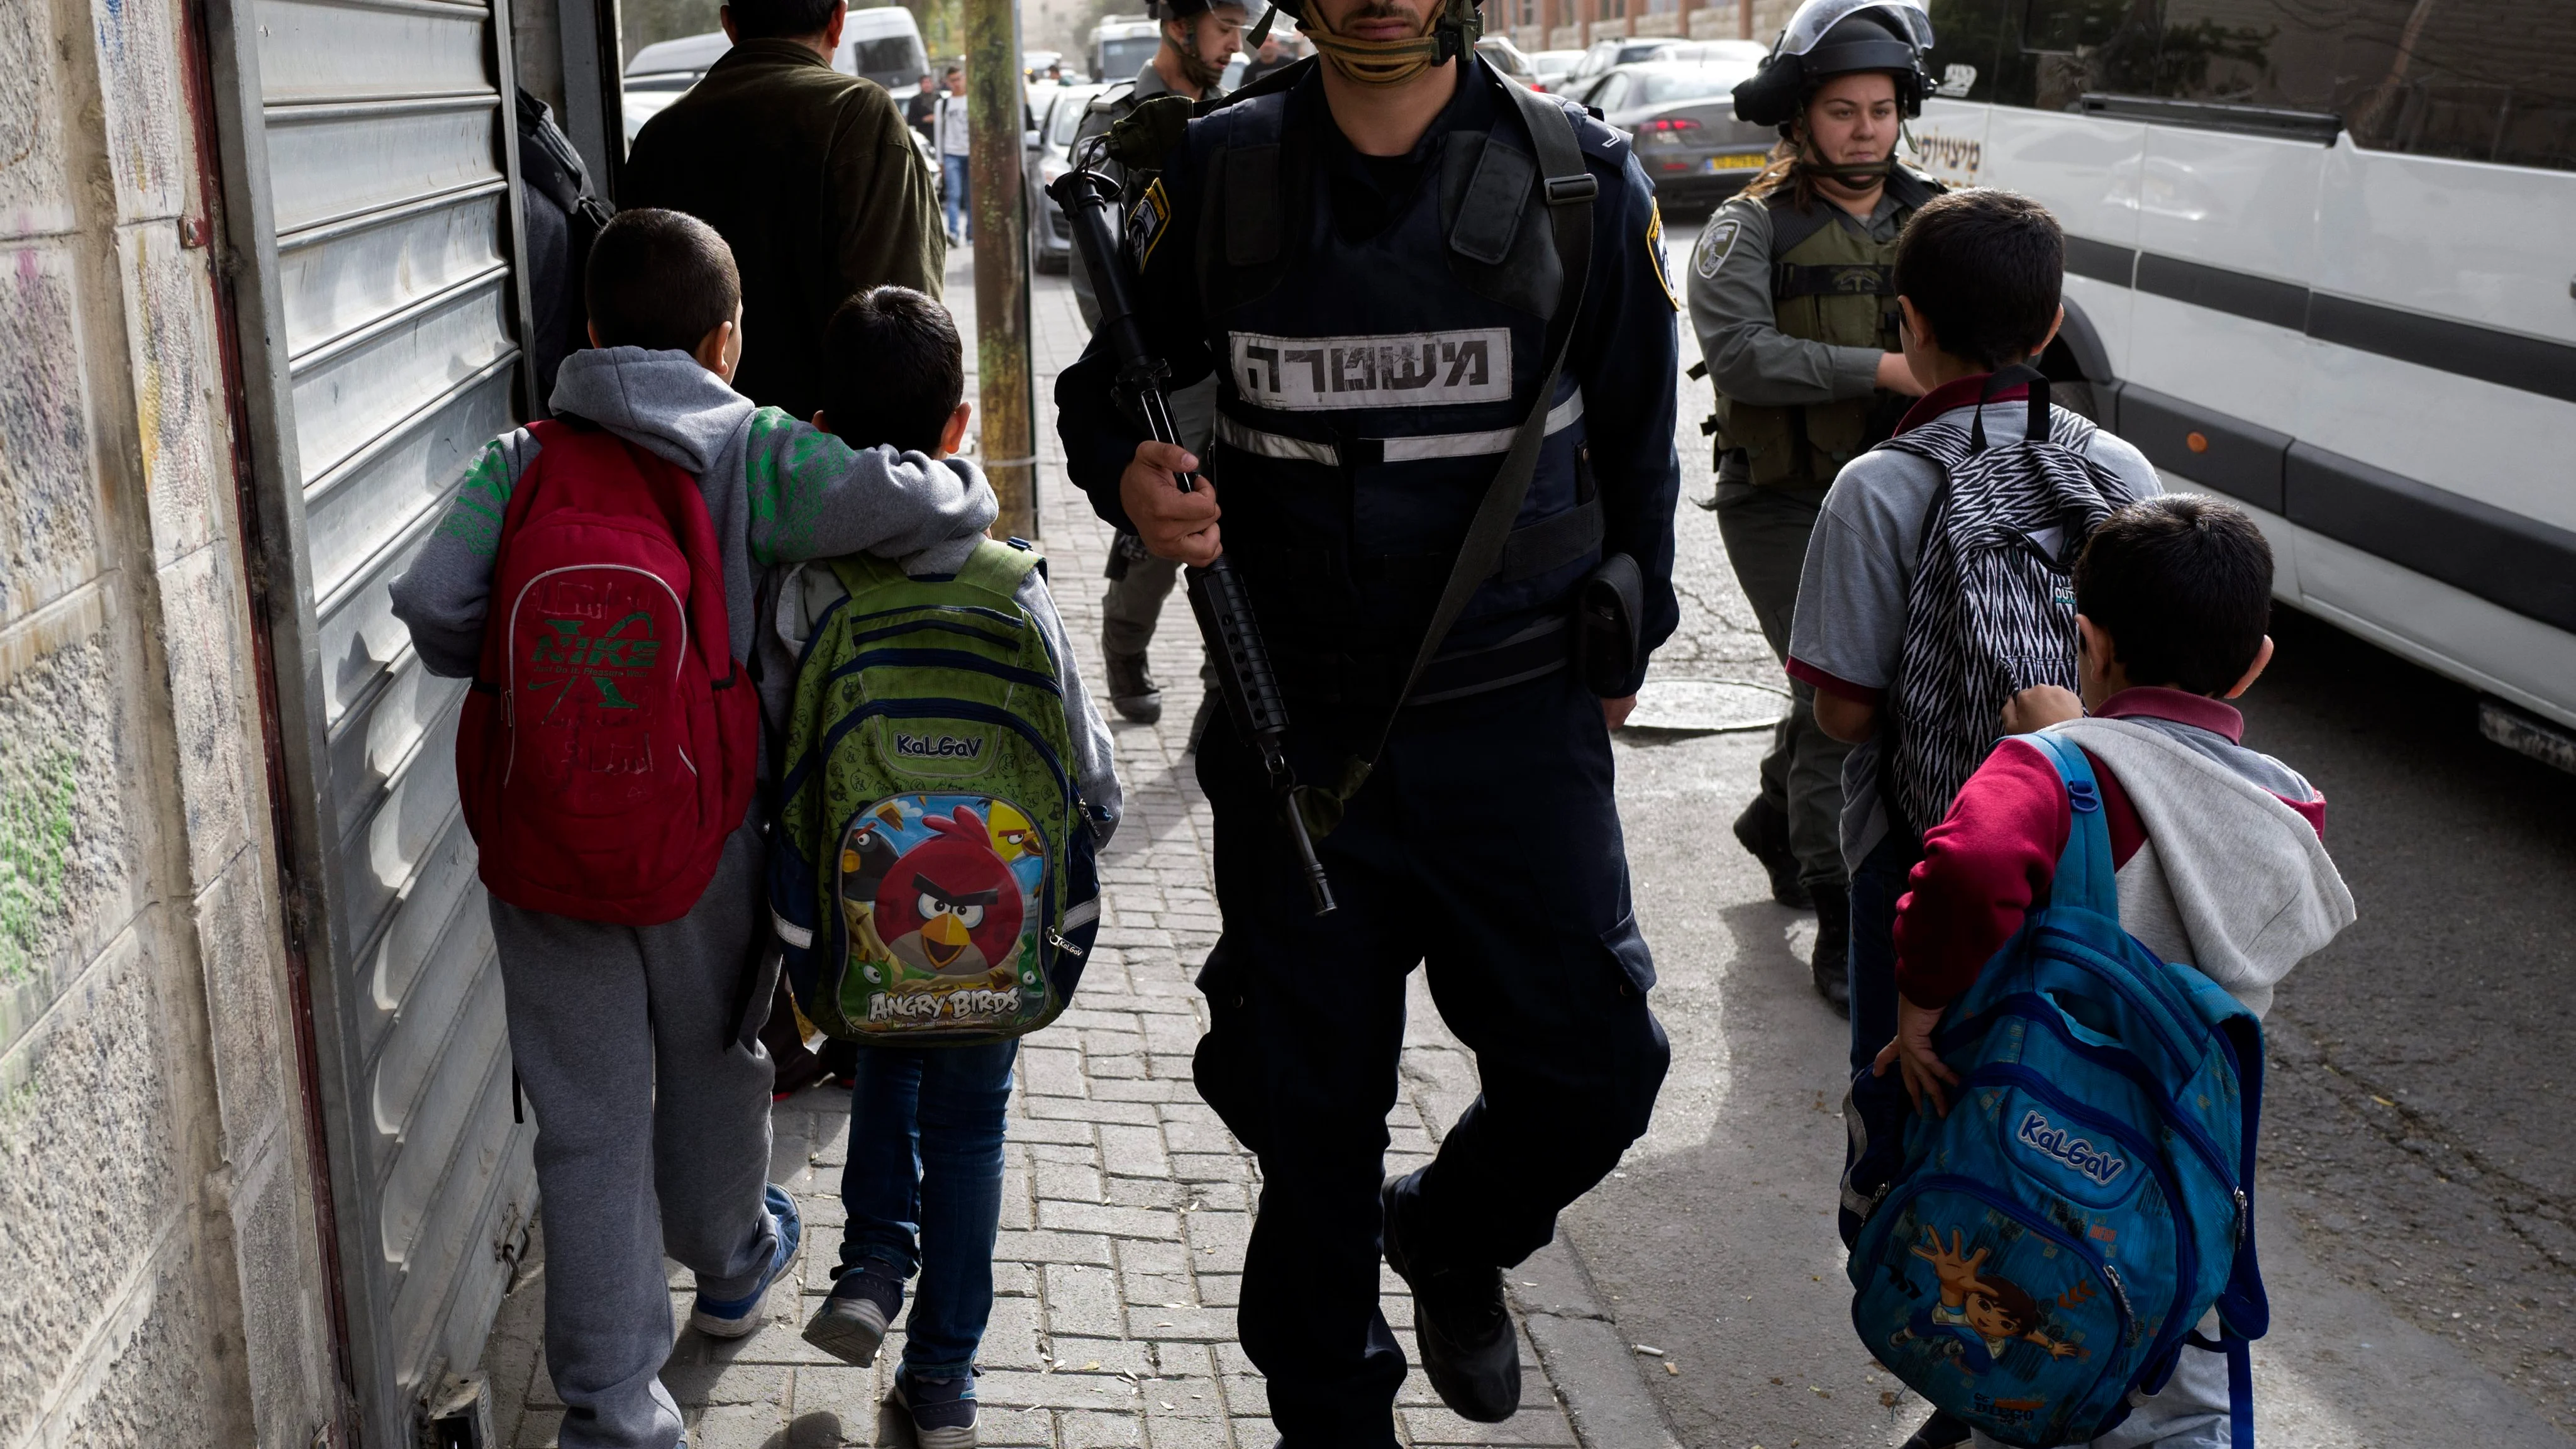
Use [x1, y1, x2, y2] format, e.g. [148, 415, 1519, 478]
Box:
[0, 0, 341, 1446]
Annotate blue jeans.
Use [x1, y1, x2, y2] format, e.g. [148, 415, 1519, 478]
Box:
[838, 1039, 1017, 1375]
[941, 154, 971, 240]
[1846, 827, 1925, 1079]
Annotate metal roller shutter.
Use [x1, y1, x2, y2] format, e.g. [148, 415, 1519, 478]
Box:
[204, 0, 541, 1439]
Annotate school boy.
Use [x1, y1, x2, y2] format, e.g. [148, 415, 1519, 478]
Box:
[389, 211, 999, 1449]
[1782, 189, 2163, 1082]
[1877, 495, 2357, 1448]
[763, 287, 1119, 1449]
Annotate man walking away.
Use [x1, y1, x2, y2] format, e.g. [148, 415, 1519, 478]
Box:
[623, 0, 942, 425]
[936, 67, 973, 244]
[1070, 0, 1248, 732]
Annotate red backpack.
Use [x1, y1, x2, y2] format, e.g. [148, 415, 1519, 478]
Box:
[458, 419, 757, 924]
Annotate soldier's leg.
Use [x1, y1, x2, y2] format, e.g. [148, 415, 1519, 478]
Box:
[1393, 671, 1672, 1274]
[1099, 542, 1179, 723]
[1194, 727, 1424, 1448]
[1714, 484, 1845, 905]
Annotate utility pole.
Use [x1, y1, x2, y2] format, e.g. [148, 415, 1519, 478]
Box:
[966, 0, 1039, 538]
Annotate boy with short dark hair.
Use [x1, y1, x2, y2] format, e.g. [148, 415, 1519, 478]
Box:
[1785, 187, 2163, 1080]
[1878, 494, 2355, 1448]
[390, 211, 998, 1449]
[769, 285, 1118, 1449]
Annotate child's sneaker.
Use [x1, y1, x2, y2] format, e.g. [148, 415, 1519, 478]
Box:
[890, 1367, 978, 1449]
[688, 1185, 802, 1338]
[802, 1264, 905, 1366]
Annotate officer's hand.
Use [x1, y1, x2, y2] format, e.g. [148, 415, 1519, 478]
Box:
[1602, 694, 1638, 730]
[1120, 441, 1222, 565]
[1875, 352, 1928, 398]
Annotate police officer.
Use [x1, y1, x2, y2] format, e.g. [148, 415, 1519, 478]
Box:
[1074, 0, 1248, 729]
[1055, 0, 1680, 1437]
[1685, 0, 1937, 1016]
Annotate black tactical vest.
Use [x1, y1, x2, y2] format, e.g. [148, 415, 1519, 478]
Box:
[1179, 72, 1605, 710]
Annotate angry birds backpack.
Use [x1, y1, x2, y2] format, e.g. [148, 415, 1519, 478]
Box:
[769, 541, 1102, 1045]
[1842, 733, 2268, 1447]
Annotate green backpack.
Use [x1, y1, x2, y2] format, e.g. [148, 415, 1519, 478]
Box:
[768, 540, 1102, 1045]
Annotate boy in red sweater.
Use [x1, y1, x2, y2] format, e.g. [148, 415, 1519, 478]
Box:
[1876, 495, 2354, 1449]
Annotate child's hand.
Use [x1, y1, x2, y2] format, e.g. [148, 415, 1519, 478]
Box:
[1120, 441, 1222, 566]
[1872, 994, 1959, 1116]
[2002, 684, 2084, 734]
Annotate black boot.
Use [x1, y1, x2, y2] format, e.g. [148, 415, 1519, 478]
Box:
[1809, 878, 1850, 1018]
[1732, 796, 1811, 909]
[1382, 1175, 1519, 1423]
[1105, 650, 1162, 724]
[1902, 1409, 1971, 1448]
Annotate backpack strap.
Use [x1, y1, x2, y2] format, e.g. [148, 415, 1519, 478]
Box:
[2016, 730, 2119, 919]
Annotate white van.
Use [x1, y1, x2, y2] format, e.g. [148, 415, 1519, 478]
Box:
[621, 7, 933, 144]
[1897, 0, 2576, 738]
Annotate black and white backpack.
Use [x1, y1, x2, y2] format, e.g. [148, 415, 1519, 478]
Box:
[1880, 366, 2121, 835]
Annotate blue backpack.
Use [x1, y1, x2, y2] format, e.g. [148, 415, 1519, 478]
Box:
[1843, 732, 2268, 1447]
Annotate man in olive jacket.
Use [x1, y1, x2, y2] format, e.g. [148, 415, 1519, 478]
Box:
[625, 0, 943, 422]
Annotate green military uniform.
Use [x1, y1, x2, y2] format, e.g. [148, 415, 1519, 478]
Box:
[1684, 165, 1940, 896]
[1075, 60, 1225, 728]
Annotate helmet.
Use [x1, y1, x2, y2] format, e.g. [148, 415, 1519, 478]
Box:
[1148, 0, 1246, 18]
[1731, 0, 1934, 130]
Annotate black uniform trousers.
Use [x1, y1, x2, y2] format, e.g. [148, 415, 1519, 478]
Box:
[1192, 667, 1670, 1444]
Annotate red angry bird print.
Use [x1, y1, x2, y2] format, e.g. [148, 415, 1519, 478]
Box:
[874, 806, 1025, 980]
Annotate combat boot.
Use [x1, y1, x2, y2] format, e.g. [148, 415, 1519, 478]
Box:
[1105, 651, 1162, 724]
[1809, 878, 1851, 1018]
[1732, 796, 1811, 909]
[1382, 1174, 1519, 1422]
[1901, 1409, 1970, 1448]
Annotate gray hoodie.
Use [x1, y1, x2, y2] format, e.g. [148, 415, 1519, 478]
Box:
[389, 346, 999, 687]
[2052, 714, 2355, 1018]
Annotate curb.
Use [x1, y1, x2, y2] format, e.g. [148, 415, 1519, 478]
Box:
[1512, 1237, 1686, 1449]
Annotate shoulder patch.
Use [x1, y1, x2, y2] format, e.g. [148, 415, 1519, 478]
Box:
[1645, 200, 1680, 312]
[1692, 214, 1741, 280]
[1126, 176, 1172, 269]
[1569, 106, 1632, 164]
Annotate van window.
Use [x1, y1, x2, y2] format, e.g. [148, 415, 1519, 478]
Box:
[853, 35, 926, 77]
[1959, 0, 2576, 172]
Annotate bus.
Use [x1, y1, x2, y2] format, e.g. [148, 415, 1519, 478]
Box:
[1895, 0, 2576, 747]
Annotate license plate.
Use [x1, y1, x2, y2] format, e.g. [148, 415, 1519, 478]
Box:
[1704, 153, 1767, 172]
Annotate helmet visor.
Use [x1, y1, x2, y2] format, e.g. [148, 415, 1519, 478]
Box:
[1772, 0, 1933, 58]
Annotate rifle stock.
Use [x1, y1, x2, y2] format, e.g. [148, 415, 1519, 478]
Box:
[1048, 168, 1336, 916]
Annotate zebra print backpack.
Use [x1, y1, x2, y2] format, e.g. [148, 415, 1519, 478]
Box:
[1880, 365, 2123, 836]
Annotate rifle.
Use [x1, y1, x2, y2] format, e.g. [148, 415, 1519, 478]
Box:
[1048, 165, 1337, 916]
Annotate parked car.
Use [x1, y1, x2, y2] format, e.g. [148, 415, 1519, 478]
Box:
[1580, 60, 1773, 212]
[1025, 82, 1111, 273]
[620, 6, 931, 144]
[1092, 18, 1162, 84]
[1563, 35, 1765, 93]
[1526, 47, 1583, 91]
[1475, 35, 1538, 86]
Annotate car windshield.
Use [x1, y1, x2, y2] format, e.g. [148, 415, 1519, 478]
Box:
[1638, 69, 1742, 104]
[1049, 92, 1092, 145]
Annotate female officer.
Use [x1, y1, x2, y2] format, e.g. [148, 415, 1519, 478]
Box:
[1684, 0, 1936, 1018]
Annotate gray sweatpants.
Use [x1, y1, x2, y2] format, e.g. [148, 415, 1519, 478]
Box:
[1714, 480, 1852, 890]
[491, 818, 782, 1449]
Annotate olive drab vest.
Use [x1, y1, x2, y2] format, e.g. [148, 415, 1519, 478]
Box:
[1716, 166, 1941, 487]
[1169, 68, 1612, 713]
